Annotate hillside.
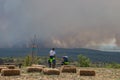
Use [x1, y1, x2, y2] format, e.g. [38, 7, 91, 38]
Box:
[0, 48, 120, 63]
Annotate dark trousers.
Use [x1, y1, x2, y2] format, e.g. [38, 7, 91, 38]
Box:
[48, 56, 56, 68]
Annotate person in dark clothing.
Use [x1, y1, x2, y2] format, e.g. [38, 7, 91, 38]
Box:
[61, 56, 69, 65]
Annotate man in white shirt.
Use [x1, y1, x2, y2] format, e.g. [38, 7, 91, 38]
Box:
[49, 48, 56, 57]
[48, 48, 56, 68]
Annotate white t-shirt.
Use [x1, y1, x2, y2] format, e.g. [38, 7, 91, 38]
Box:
[49, 50, 56, 56]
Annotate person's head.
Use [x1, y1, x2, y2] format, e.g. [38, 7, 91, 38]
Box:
[52, 48, 55, 50]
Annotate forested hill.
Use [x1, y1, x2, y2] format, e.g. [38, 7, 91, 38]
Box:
[0, 48, 120, 63]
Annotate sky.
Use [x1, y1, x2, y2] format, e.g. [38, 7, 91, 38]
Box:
[0, 0, 120, 50]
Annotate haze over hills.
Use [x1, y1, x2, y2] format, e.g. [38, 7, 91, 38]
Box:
[0, 48, 120, 63]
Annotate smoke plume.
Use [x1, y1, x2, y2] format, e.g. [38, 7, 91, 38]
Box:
[0, 0, 120, 50]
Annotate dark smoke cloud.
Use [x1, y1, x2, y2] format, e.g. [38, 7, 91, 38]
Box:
[0, 0, 120, 49]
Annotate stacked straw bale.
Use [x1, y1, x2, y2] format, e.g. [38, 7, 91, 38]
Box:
[0, 67, 7, 72]
[32, 64, 46, 68]
[6, 65, 16, 69]
[79, 70, 95, 76]
[1, 69, 20, 76]
[43, 68, 60, 75]
[27, 67, 43, 73]
[61, 65, 77, 73]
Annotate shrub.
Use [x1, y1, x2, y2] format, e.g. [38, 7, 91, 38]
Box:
[24, 55, 32, 66]
[77, 54, 91, 67]
[0, 58, 4, 65]
[105, 62, 120, 69]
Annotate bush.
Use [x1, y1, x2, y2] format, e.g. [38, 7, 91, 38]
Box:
[77, 54, 91, 67]
[0, 58, 4, 65]
[24, 55, 32, 66]
[105, 62, 120, 69]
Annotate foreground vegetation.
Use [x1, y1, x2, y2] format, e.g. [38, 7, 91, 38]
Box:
[0, 54, 120, 69]
[0, 54, 120, 80]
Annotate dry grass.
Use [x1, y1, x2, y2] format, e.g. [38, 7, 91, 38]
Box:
[0, 67, 120, 80]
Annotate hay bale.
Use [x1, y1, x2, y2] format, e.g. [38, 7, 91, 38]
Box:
[32, 64, 46, 68]
[0, 67, 8, 72]
[6, 65, 16, 69]
[43, 68, 60, 75]
[80, 70, 95, 76]
[1, 69, 20, 76]
[61, 65, 77, 73]
[27, 67, 43, 73]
